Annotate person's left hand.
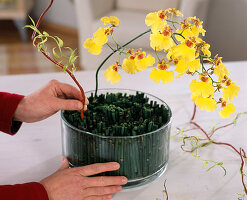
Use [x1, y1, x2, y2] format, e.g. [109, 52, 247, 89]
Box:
[14, 79, 89, 122]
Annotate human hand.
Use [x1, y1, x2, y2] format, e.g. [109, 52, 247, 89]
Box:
[14, 79, 89, 122]
[41, 157, 127, 200]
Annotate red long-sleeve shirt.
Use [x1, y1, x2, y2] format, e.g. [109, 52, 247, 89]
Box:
[0, 92, 49, 200]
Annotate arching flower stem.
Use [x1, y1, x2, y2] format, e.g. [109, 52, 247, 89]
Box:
[95, 29, 151, 96]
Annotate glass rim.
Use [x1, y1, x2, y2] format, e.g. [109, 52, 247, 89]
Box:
[61, 88, 172, 139]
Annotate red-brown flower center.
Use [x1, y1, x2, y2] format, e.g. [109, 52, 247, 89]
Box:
[173, 59, 178, 65]
[112, 65, 118, 72]
[158, 64, 168, 70]
[226, 79, 231, 87]
[105, 29, 109, 35]
[185, 40, 193, 48]
[138, 53, 144, 60]
[221, 101, 227, 108]
[200, 76, 209, 82]
[159, 10, 168, 19]
[162, 30, 170, 36]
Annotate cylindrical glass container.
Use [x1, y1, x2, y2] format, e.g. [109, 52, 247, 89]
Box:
[61, 89, 172, 188]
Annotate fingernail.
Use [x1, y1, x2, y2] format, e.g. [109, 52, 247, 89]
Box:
[113, 162, 120, 169]
[122, 177, 128, 184]
[116, 186, 122, 191]
[78, 102, 83, 110]
[83, 105, 87, 111]
[106, 194, 112, 199]
[61, 157, 65, 162]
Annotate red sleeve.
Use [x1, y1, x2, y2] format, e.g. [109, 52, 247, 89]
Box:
[0, 92, 24, 135]
[0, 93, 49, 199]
[0, 182, 49, 200]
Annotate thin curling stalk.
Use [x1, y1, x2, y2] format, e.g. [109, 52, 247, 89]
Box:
[31, 0, 86, 120]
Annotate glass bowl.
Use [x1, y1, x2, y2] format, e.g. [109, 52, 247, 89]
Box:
[61, 89, 172, 188]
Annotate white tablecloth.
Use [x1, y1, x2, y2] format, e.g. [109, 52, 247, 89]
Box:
[0, 61, 247, 199]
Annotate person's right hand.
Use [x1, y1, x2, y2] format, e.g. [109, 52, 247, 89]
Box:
[40, 157, 127, 200]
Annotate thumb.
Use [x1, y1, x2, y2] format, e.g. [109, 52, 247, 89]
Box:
[58, 156, 69, 171]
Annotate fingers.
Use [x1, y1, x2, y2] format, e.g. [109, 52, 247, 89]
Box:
[83, 186, 122, 196]
[52, 80, 82, 100]
[84, 176, 127, 188]
[78, 162, 120, 177]
[53, 98, 86, 111]
[50, 80, 89, 105]
[84, 194, 112, 200]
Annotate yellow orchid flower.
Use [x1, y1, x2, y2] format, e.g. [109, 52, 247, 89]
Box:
[191, 24, 205, 37]
[150, 32, 174, 51]
[174, 58, 200, 79]
[83, 38, 102, 55]
[104, 65, 121, 84]
[82, 8, 241, 120]
[214, 62, 229, 81]
[222, 82, 240, 101]
[134, 53, 155, 71]
[168, 43, 196, 62]
[145, 12, 167, 33]
[122, 51, 155, 73]
[188, 59, 201, 73]
[93, 27, 108, 46]
[187, 16, 206, 36]
[191, 95, 217, 112]
[174, 59, 188, 74]
[101, 16, 120, 26]
[219, 103, 236, 118]
[195, 38, 211, 57]
[150, 68, 174, 84]
[122, 57, 140, 74]
[167, 8, 183, 17]
[189, 79, 214, 98]
[175, 28, 195, 42]
[201, 43, 211, 57]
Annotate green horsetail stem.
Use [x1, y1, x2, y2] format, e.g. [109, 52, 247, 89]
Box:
[64, 92, 169, 136]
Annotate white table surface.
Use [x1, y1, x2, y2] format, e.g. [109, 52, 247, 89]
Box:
[0, 61, 247, 199]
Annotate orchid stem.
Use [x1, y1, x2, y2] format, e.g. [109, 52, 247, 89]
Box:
[95, 29, 151, 96]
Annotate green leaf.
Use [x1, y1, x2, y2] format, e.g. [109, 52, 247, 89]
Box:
[69, 54, 78, 65]
[71, 49, 76, 58]
[43, 31, 49, 36]
[55, 36, 64, 47]
[202, 162, 208, 167]
[192, 154, 200, 158]
[65, 46, 73, 53]
[39, 37, 48, 45]
[72, 64, 76, 74]
[222, 166, 227, 176]
[43, 46, 48, 54]
[63, 63, 69, 73]
[37, 44, 42, 52]
[206, 164, 216, 172]
[23, 25, 33, 29]
[24, 25, 42, 35]
[52, 47, 61, 59]
[28, 15, 36, 26]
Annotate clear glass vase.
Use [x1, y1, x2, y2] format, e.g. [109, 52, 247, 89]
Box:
[61, 89, 172, 188]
